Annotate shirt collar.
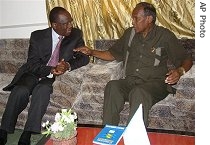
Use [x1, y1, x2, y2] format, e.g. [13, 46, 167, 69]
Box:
[52, 28, 60, 41]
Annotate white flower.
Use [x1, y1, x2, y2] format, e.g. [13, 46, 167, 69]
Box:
[42, 120, 49, 127]
[73, 112, 77, 119]
[61, 109, 67, 113]
[63, 115, 71, 123]
[51, 122, 60, 133]
[55, 113, 61, 122]
[42, 108, 77, 140]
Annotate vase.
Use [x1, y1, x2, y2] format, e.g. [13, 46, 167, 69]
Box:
[51, 131, 77, 145]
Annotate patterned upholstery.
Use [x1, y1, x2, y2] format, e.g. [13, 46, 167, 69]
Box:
[0, 38, 195, 133]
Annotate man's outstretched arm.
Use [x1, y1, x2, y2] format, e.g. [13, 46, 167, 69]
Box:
[74, 46, 115, 61]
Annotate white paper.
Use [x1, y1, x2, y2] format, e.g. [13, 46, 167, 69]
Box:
[123, 104, 151, 145]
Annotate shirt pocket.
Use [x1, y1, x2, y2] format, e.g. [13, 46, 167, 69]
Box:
[150, 46, 166, 66]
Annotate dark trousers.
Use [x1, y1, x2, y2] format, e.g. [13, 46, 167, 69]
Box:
[102, 78, 169, 126]
[0, 73, 54, 134]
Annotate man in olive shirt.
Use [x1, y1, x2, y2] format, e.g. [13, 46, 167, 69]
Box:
[75, 2, 193, 126]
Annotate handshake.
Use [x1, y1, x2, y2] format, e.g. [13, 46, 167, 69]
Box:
[50, 59, 70, 76]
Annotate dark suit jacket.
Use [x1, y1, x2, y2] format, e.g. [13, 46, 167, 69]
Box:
[3, 27, 89, 91]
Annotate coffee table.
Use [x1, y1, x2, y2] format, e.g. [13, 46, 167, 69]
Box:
[44, 126, 195, 145]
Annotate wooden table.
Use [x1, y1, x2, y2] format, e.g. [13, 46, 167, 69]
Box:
[45, 127, 195, 145]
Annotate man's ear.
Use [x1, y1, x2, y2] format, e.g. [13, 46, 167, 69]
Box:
[147, 16, 153, 24]
[52, 22, 57, 29]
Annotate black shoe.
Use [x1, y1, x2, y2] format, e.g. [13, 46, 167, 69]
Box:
[0, 137, 7, 145]
[0, 129, 7, 145]
[18, 131, 31, 145]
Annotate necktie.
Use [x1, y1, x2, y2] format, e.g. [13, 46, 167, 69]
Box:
[47, 36, 63, 67]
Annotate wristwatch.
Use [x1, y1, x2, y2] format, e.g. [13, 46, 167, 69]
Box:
[178, 67, 186, 76]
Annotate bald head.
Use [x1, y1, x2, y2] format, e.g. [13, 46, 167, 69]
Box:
[49, 7, 70, 24]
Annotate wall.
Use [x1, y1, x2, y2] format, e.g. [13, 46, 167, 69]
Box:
[0, 0, 48, 39]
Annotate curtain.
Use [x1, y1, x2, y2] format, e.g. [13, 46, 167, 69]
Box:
[45, 0, 195, 48]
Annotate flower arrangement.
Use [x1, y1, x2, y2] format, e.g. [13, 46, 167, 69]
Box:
[42, 109, 77, 140]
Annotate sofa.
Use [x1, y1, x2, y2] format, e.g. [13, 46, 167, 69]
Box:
[0, 38, 194, 133]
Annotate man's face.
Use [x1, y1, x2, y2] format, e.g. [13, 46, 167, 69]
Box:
[131, 7, 150, 33]
[52, 11, 73, 36]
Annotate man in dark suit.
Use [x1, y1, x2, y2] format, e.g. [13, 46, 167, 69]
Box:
[0, 7, 89, 145]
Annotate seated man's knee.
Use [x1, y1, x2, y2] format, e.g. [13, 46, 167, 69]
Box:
[30, 84, 52, 104]
[104, 80, 121, 100]
[105, 80, 122, 90]
[12, 86, 30, 96]
[33, 84, 52, 94]
[106, 80, 118, 86]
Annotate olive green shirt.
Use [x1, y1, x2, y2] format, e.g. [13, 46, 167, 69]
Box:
[109, 25, 190, 82]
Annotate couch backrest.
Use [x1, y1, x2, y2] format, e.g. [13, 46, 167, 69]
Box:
[94, 38, 195, 64]
[0, 39, 29, 73]
[0, 38, 195, 73]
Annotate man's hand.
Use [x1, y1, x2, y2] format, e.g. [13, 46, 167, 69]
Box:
[74, 46, 92, 55]
[165, 59, 193, 85]
[51, 59, 70, 76]
[74, 46, 115, 61]
[165, 69, 181, 85]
